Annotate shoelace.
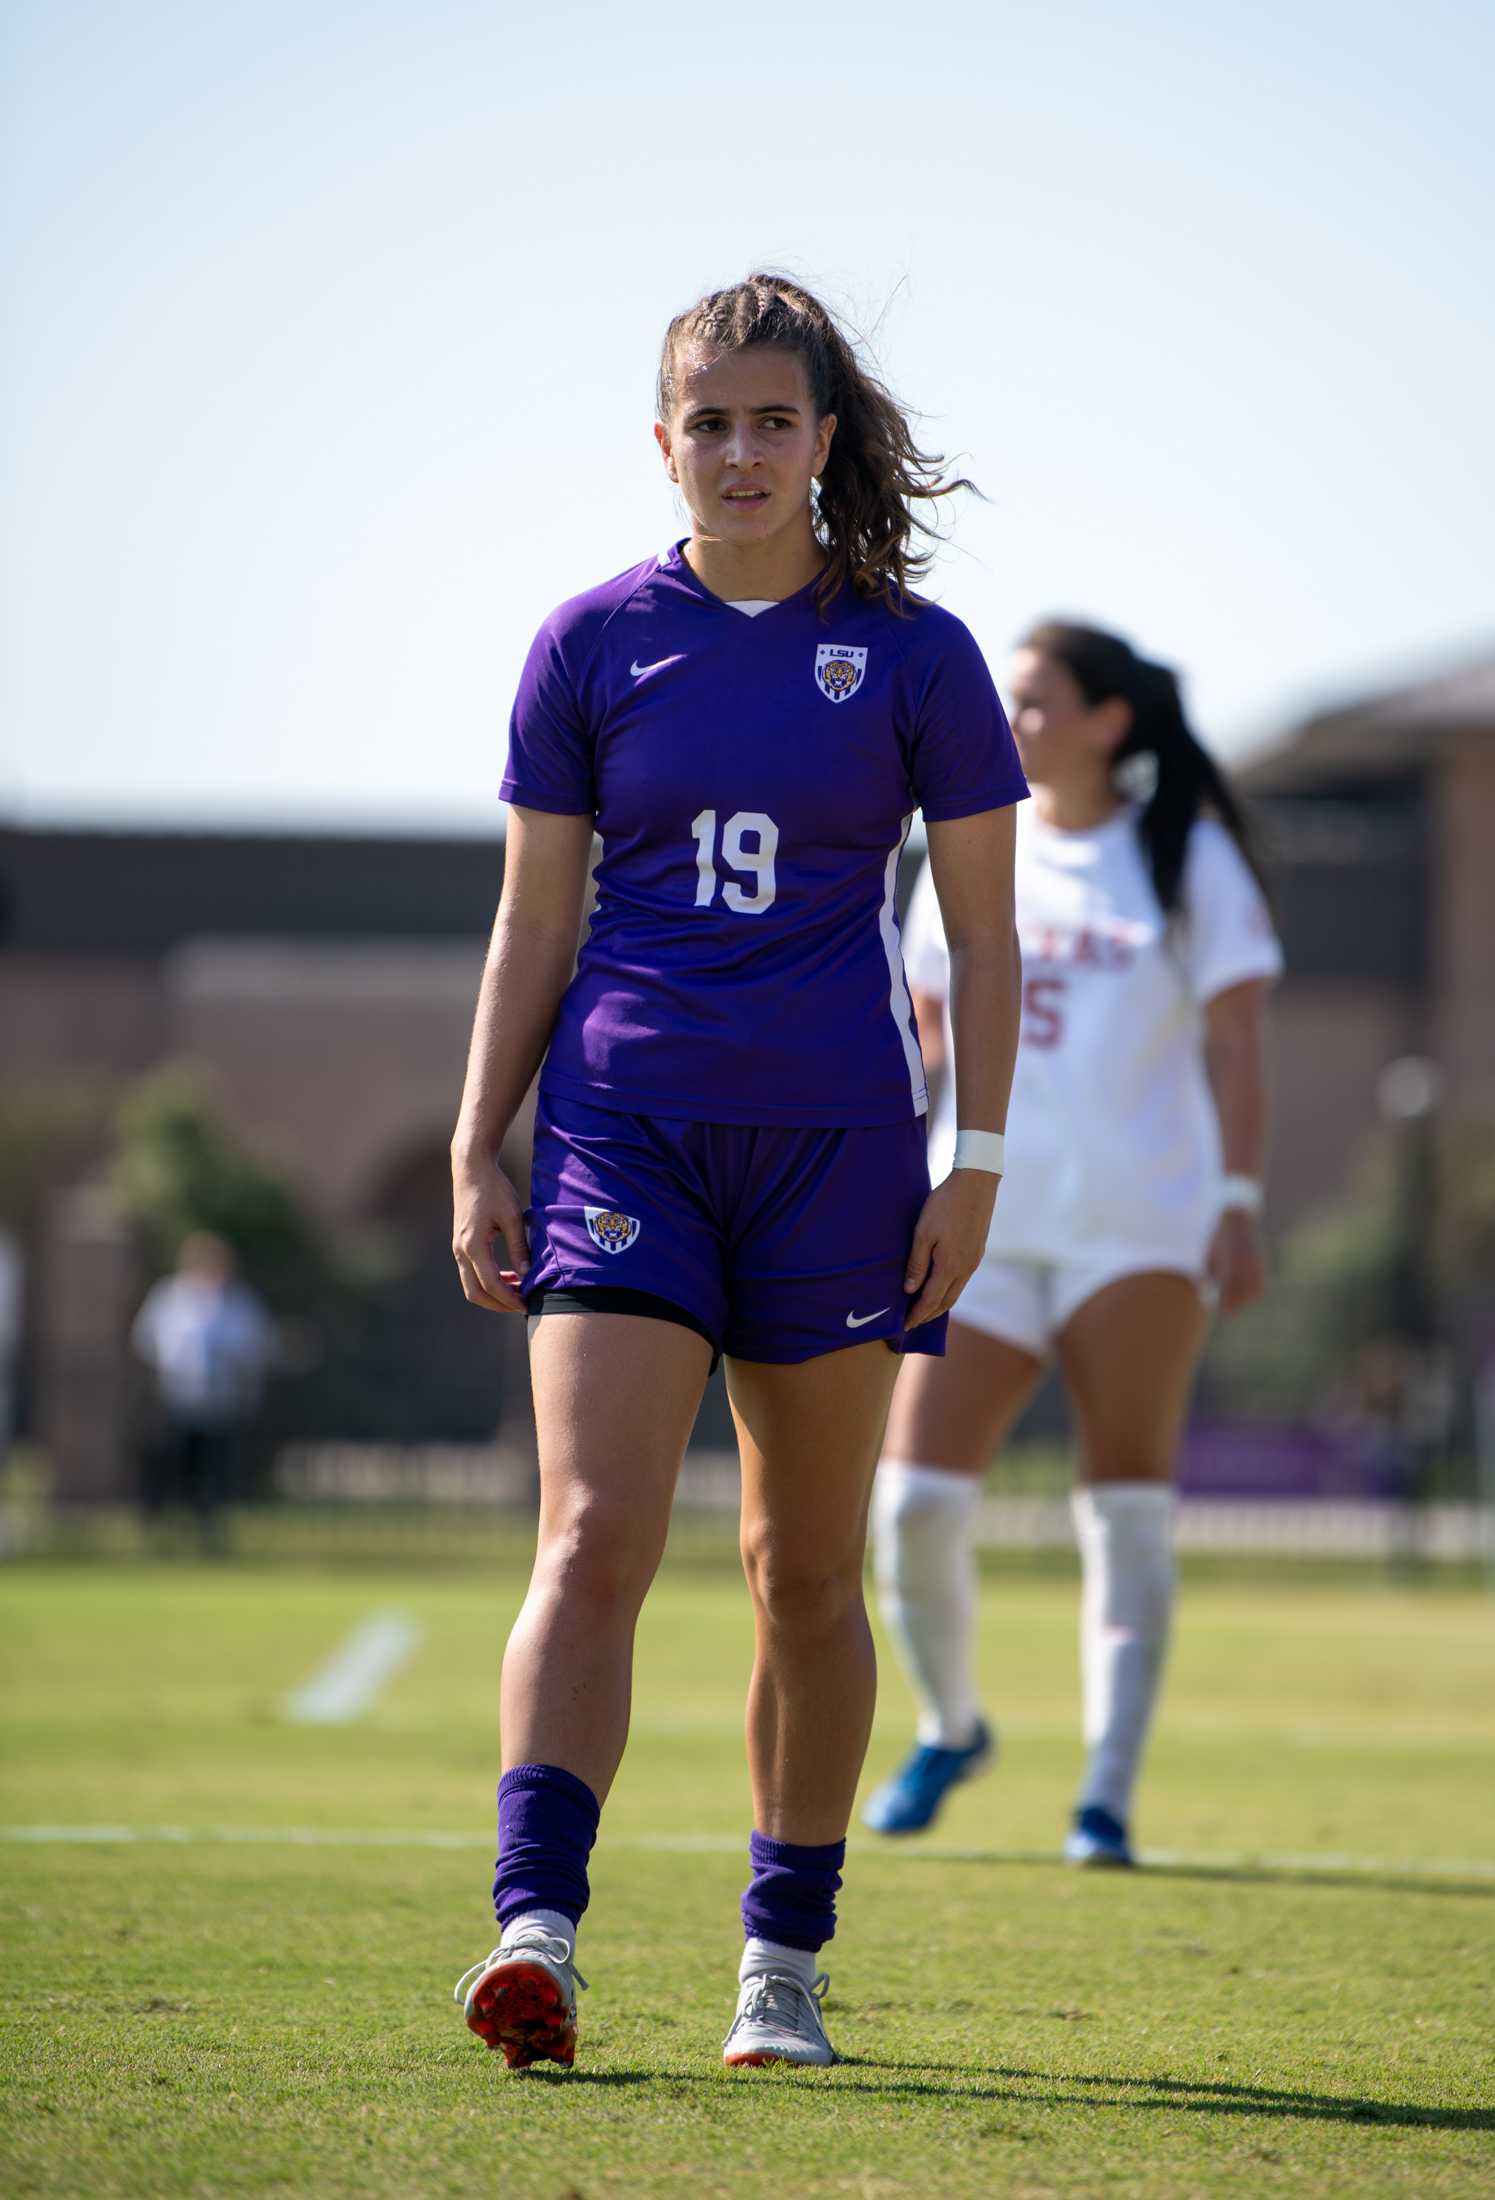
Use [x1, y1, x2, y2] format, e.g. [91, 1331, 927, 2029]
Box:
[729, 1969, 830, 2039]
[453, 1930, 589, 2006]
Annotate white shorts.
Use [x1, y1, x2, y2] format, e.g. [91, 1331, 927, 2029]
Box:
[951, 1247, 1208, 1359]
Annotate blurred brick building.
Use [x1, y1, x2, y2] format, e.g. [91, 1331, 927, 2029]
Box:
[1241, 650, 1495, 1227]
[0, 829, 519, 1491]
[0, 828, 503, 1213]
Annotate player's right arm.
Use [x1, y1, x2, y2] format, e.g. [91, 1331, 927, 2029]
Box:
[903, 805, 1022, 1327]
[451, 805, 594, 1314]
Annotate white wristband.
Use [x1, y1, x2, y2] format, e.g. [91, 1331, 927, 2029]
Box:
[1219, 1173, 1264, 1214]
[952, 1129, 1005, 1176]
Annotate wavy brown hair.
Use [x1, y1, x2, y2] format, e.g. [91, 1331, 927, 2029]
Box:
[657, 273, 973, 616]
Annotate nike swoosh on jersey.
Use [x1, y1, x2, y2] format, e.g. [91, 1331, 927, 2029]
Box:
[630, 655, 684, 679]
[845, 1307, 891, 1328]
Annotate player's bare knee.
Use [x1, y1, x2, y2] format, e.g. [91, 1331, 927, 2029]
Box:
[741, 1538, 864, 1646]
[538, 1499, 661, 1625]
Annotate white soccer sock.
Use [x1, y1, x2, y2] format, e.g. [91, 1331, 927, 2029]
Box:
[740, 1936, 819, 1986]
[500, 1907, 577, 1952]
[1071, 1481, 1175, 1823]
[872, 1459, 984, 1749]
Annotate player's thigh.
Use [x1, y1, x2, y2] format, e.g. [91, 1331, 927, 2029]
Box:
[1055, 1269, 1209, 1484]
[529, 1310, 712, 1568]
[882, 1314, 1045, 1475]
[728, 1338, 902, 1579]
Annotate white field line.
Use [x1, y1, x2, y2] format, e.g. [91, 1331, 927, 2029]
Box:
[282, 1612, 421, 1724]
[2, 1824, 1493, 1881]
[625, 1711, 1493, 1750]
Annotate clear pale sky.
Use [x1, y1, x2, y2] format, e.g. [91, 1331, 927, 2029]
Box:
[4, 0, 1492, 831]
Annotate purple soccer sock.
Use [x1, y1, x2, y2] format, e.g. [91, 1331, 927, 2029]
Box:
[493, 1764, 601, 1931]
[740, 1830, 846, 1953]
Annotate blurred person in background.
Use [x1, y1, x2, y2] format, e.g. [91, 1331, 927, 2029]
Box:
[865, 622, 1281, 1864]
[449, 274, 1025, 2074]
[132, 1231, 275, 1550]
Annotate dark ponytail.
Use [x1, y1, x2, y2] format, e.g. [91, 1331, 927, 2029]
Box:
[1021, 620, 1266, 919]
[657, 273, 974, 616]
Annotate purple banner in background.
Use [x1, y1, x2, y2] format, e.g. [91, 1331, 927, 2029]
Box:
[1178, 1422, 1412, 1502]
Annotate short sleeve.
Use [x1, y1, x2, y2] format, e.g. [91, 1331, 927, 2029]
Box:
[499, 617, 596, 815]
[905, 616, 1029, 824]
[901, 856, 950, 999]
[1179, 820, 1284, 1003]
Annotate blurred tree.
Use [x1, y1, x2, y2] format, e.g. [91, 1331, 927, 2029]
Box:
[110, 1066, 401, 1447]
[1202, 1106, 1495, 1449]
[1436, 1112, 1495, 1291]
[6, 1070, 510, 1456]
[111, 1065, 326, 1307]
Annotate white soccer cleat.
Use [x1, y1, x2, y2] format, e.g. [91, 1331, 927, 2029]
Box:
[722, 1967, 837, 2068]
[454, 1926, 588, 2070]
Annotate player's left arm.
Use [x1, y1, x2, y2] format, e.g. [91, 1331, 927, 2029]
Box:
[1202, 977, 1272, 1316]
[904, 806, 1022, 1327]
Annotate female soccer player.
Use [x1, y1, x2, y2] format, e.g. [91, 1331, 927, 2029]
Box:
[449, 275, 1027, 2071]
[865, 621, 1280, 1863]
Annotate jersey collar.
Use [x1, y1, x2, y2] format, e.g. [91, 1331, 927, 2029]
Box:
[659, 538, 832, 620]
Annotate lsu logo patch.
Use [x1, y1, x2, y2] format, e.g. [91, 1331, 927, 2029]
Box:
[814, 644, 868, 704]
[585, 1206, 641, 1256]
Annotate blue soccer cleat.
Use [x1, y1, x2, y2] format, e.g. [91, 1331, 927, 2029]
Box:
[1064, 1803, 1135, 1867]
[861, 1719, 995, 1835]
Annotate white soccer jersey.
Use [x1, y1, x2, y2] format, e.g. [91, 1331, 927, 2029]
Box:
[904, 805, 1283, 1262]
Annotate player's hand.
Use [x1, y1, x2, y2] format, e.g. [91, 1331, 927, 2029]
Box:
[904, 1169, 999, 1328]
[452, 1140, 530, 1314]
[1205, 1208, 1267, 1319]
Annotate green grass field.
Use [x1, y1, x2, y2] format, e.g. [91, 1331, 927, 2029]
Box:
[2, 1525, 1492, 2198]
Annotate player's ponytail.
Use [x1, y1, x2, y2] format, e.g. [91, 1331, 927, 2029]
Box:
[1022, 620, 1266, 918]
[657, 273, 973, 615]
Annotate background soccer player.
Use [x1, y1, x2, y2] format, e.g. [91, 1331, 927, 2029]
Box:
[865, 621, 1281, 1863]
[131, 1231, 276, 1551]
[449, 275, 1026, 2071]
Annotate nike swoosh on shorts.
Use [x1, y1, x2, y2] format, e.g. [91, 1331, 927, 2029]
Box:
[845, 1308, 891, 1328]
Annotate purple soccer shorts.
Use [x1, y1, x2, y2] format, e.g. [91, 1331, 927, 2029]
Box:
[522, 1092, 948, 1365]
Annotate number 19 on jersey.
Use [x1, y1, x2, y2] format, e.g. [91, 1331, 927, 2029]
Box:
[691, 809, 780, 914]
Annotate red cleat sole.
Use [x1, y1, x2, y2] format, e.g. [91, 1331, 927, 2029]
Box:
[465, 1960, 577, 2070]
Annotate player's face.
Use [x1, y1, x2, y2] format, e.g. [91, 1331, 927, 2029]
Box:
[655, 345, 835, 552]
[1006, 648, 1129, 788]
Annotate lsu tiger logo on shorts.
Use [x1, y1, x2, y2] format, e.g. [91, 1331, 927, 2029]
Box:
[814, 644, 868, 704]
[585, 1205, 641, 1255]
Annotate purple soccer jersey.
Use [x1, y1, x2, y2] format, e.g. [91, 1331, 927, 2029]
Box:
[501, 543, 1027, 1128]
